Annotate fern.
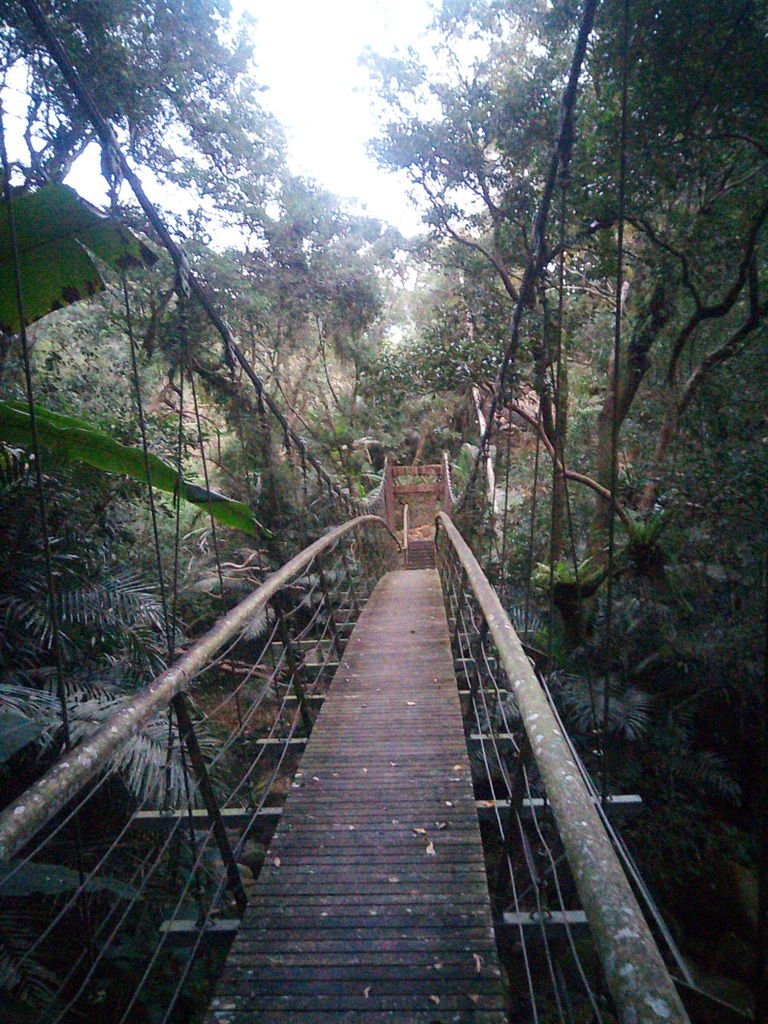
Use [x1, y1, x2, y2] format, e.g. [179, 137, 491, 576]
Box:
[0, 908, 58, 1009]
[0, 446, 30, 495]
[241, 604, 274, 641]
[66, 695, 208, 807]
[672, 749, 741, 804]
[551, 671, 653, 741]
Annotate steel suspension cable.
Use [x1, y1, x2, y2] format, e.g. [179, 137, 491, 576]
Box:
[603, 0, 631, 802]
[0, 109, 72, 751]
[120, 276, 178, 663]
[548, 179, 601, 741]
[17, 0, 356, 515]
[461, 0, 599, 506]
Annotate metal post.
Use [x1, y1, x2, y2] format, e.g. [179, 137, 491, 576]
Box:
[340, 547, 362, 621]
[317, 559, 345, 661]
[382, 456, 396, 531]
[403, 503, 410, 567]
[173, 693, 248, 915]
[275, 603, 313, 735]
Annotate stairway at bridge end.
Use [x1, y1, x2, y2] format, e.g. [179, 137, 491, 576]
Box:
[205, 569, 507, 1023]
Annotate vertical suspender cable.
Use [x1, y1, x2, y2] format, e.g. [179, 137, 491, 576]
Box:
[0, 109, 72, 752]
[757, 550, 768, 1018]
[122, 268, 174, 657]
[458, 0, 599, 507]
[603, 0, 631, 802]
[523, 408, 542, 638]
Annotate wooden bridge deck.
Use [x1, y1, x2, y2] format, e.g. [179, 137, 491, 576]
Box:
[206, 569, 507, 1024]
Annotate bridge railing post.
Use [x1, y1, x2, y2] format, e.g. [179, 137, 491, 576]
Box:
[382, 455, 396, 531]
[402, 502, 410, 566]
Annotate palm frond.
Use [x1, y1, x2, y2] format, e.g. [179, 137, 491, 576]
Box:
[508, 601, 544, 639]
[66, 694, 211, 807]
[0, 446, 30, 495]
[0, 920, 58, 1009]
[241, 604, 275, 641]
[551, 671, 653, 741]
[673, 750, 741, 804]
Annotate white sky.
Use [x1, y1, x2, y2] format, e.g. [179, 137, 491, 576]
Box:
[241, 0, 435, 235]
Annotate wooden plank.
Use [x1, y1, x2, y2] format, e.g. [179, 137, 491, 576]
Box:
[208, 1014, 506, 1024]
[393, 482, 440, 495]
[160, 918, 240, 947]
[205, 569, 506, 1022]
[476, 793, 643, 820]
[255, 737, 308, 747]
[133, 806, 281, 830]
[391, 464, 441, 476]
[501, 909, 589, 937]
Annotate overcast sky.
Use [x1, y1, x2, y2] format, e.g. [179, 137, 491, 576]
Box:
[242, 0, 434, 234]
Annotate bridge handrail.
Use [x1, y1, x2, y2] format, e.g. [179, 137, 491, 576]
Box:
[435, 511, 690, 1024]
[0, 515, 399, 863]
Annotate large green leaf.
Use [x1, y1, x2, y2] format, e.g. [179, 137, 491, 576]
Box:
[0, 401, 267, 537]
[0, 183, 157, 334]
[0, 710, 44, 762]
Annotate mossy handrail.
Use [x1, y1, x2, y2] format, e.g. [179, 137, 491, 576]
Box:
[0, 515, 398, 863]
[435, 511, 690, 1024]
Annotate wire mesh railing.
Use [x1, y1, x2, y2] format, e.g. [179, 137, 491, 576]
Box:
[0, 515, 399, 1024]
[435, 510, 690, 1024]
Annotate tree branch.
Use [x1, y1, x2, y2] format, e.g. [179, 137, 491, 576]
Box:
[417, 175, 521, 300]
[666, 195, 768, 386]
[507, 402, 633, 528]
[679, 258, 766, 416]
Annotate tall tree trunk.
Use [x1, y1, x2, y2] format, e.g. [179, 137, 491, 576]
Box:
[549, 327, 569, 566]
[639, 402, 678, 511]
[531, 316, 567, 564]
[588, 278, 672, 562]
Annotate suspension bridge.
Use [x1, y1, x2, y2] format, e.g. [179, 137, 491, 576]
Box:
[1, 1, 761, 1022]
[2, 458, 723, 1024]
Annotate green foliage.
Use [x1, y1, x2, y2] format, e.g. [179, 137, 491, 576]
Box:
[0, 710, 44, 762]
[2, 0, 285, 200]
[0, 861, 134, 898]
[0, 184, 156, 334]
[0, 400, 266, 537]
[532, 556, 606, 595]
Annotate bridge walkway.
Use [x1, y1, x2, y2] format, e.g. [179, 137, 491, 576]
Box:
[206, 567, 507, 1023]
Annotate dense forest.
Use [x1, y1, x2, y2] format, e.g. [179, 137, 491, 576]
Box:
[0, 0, 766, 1021]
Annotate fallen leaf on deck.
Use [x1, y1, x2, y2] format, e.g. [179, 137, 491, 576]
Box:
[413, 827, 427, 835]
[406, 701, 416, 706]
[364, 986, 371, 998]
[425, 840, 436, 855]
[429, 995, 440, 1005]
[473, 953, 483, 973]
[272, 857, 281, 867]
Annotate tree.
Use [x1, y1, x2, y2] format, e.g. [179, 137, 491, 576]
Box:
[370, 0, 768, 585]
[2, 0, 284, 206]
